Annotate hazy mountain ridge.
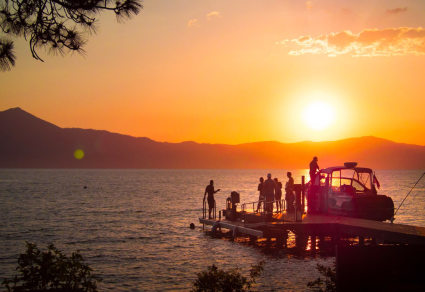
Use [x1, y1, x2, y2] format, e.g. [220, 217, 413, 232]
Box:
[1, 107, 424, 169]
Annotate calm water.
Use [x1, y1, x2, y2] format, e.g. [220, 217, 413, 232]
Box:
[0, 169, 424, 291]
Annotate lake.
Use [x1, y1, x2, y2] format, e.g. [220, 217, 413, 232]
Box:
[0, 169, 424, 291]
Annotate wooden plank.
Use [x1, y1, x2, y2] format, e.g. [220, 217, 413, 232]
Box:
[312, 215, 425, 243]
[219, 221, 263, 237]
[199, 218, 263, 237]
[199, 218, 218, 226]
[297, 214, 425, 240]
[303, 214, 425, 236]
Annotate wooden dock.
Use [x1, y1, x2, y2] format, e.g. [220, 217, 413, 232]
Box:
[199, 212, 425, 245]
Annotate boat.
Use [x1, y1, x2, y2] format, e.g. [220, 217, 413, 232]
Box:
[307, 162, 394, 221]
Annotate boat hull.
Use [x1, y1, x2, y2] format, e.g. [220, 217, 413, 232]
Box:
[329, 195, 394, 221]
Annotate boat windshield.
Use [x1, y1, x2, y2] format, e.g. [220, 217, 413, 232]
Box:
[358, 171, 372, 189]
[330, 169, 369, 193]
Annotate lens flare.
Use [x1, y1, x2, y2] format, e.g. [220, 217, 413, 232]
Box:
[74, 149, 85, 160]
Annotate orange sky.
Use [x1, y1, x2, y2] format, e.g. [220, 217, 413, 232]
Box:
[1, 0, 425, 145]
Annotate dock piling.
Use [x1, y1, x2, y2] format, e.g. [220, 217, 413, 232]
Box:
[301, 175, 305, 213]
[311, 235, 317, 252]
[359, 236, 365, 246]
[232, 227, 238, 240]
[249, 235, 257, 244]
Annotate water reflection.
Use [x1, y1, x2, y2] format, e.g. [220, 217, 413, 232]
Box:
[204, 226, 395, 262]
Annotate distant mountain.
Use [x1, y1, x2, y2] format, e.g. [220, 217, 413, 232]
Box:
[1, 107, 424, 169]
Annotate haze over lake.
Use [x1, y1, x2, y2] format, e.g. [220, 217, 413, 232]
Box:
[1, 107, 424, 169]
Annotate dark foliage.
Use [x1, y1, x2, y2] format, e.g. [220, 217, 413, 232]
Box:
[307, 263, 337, 292]
[2, 242, 100, 292]
[0, 0, 142, 70]
[192, 261, 264, 292]
[0, 37, 15, 70]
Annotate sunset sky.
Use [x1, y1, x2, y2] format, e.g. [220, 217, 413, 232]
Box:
[1, 0, 425, 145]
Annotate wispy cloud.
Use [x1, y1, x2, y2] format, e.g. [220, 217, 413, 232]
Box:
[387, 7, 408, 14]
[187, 18, 199, 28]
[305, 1, 313, 10]
[206, 11, 221, 21]
[188, 11, 221, 28]
[341, 8, 352, 15]
[278, 27, 425, 57]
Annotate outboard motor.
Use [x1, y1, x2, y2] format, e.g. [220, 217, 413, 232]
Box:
[231, 191, 240, 207]
[225, 191, 240, 221]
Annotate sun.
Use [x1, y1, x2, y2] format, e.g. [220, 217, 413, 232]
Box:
[302, 101, 335, 131]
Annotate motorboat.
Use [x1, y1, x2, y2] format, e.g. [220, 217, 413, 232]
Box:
[307, 162, 394, 221]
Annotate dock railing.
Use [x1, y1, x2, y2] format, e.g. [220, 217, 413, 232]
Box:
[203, 198, 206, 219]
[203, 197, 301, 222]
[241, 198, 304, 222]
[202, 198, 216, 219]
[241, 199, 286, 216]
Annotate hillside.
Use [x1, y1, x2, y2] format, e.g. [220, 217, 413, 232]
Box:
[0, 107, 424, 169]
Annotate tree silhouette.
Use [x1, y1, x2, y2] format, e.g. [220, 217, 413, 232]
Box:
[0, 0, 142, 71]
[2, 242, 100, 292]
[192, 262, 264, 292]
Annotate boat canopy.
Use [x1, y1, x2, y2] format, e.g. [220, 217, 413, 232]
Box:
[317, 165, 376, 193]
[320, 166, 373, 174]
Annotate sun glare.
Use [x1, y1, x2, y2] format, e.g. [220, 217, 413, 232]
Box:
[303, 101, 335, 131]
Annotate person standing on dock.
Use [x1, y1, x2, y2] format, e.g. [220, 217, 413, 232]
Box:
[256, 177, 265, 212]
[203, 180, 220, 219]
[274, 178, 283, 212]
[285, 172, 295, 212]
[309, 156, 320, 181]
[263, 173, 276, 214]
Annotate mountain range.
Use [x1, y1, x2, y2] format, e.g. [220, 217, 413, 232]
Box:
[0, 107, 424, 169]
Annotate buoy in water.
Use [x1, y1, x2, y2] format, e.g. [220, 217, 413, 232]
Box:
[189, 223, 195, 229]
[83, 186, 87, 189]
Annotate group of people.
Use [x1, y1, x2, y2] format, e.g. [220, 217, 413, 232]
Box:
[256, 172, 295, 213]
[203, 157, 321, 219]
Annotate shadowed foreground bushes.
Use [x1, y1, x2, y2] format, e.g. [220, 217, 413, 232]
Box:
[192, 262, 264, 292]
[307, 264, 337, 292]
[2, 242, 100, 292]
[192, 261, 336, 292]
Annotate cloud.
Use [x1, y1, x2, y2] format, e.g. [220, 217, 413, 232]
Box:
[206, 11, 221, 21]
[341, 8, 352, 15]
[188, 11, 221, 28]
[187, 18, 199, 28]
[278, 27, 425, 57]
[305, 1, 313, 10]
[387, 7, 408, 14]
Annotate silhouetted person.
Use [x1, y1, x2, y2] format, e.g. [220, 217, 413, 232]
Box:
[274, 178, 282, 212]
[309, 156, 320, 181]
[256, 177, 265, 212]
[203, 180, 220, 219]
[263, 173, 276, 213]
[285, 172, 295, 212]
